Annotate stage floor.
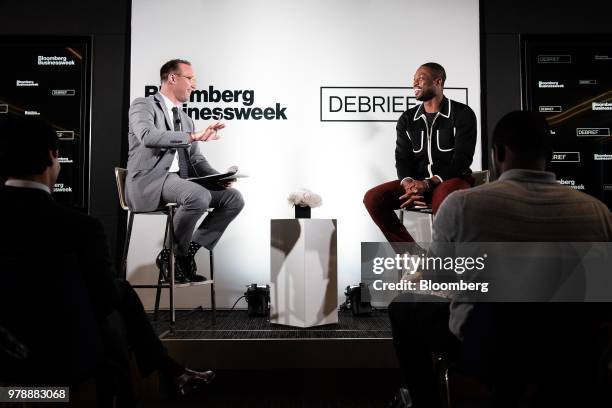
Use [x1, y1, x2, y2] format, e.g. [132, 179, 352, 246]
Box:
[149, 309, 397, 370]
[149, 309, 391, 339]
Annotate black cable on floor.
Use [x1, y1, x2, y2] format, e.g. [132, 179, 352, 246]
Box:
[229, 295, 246, 311]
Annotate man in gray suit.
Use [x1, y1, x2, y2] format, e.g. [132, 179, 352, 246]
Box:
[126, 59, 244, 282]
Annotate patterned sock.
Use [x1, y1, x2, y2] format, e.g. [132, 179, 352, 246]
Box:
[158, 248, 170, 261]
[188, 241, 202, 257]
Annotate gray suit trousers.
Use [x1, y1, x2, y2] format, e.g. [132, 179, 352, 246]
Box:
[161, 173, 244, 255]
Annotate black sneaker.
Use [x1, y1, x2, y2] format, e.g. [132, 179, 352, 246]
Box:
[386, 388, 413, 408]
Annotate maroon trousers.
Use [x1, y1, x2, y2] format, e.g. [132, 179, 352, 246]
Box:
[363, 178, 471, 242]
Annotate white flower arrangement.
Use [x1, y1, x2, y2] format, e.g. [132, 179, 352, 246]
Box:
[287, 189, 322, 208]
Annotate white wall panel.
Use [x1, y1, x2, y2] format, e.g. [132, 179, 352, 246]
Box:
[129, 0, 480, 309]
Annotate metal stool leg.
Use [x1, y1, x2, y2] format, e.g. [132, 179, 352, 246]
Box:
[153, 269, 163, 321]
[167, 205, 176, 333]
[154, 215, 171, 320]
[121, 212, 135, 278]
[210, 250, 216, 326]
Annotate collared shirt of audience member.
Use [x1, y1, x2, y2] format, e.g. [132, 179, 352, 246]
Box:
[0, 116, 216, 400]
[126, 59, 244, 283]
[386, 111, 612, 408]
[364, 62, 477, 245]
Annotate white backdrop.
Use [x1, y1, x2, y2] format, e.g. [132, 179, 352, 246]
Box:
[128, 0, 481, 309]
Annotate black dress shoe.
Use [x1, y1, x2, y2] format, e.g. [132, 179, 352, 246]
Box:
[176, 255, 207, 282]
[156, 249, 188, 283]
[386, 388, 413, 408]
[171, 368, 216, 396]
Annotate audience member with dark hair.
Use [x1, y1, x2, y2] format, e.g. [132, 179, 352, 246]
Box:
[0, 115, 214, 402]
[387, 111, 612, 407]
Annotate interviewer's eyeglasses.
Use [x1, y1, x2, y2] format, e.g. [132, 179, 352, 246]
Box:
[174, 73, 196, 84]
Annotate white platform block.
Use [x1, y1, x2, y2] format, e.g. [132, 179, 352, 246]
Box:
[270, 218, 338, 327]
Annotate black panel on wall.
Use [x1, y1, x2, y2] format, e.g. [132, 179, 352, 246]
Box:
[480, 0, 612, 176]
[0, 0, 131, 272]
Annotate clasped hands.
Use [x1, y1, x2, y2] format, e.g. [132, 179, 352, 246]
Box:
[189, 122, 225, 143]
[399, 179, 428, 209]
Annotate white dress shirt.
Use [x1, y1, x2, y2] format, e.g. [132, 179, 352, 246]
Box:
[159, 92, 182, 173]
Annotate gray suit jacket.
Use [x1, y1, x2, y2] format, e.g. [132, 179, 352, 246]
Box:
[126, 92, 218, 212]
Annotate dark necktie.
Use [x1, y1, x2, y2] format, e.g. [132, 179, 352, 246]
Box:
[172, 107, 190, 179]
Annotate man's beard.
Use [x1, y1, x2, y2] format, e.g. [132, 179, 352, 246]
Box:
[416, 87, 436, 101]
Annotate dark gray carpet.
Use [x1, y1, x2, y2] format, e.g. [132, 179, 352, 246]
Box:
[149, 309, 392, 339]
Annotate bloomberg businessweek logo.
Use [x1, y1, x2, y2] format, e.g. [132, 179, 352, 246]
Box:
[320, 87, 468, 122]
[144, 86, 287, 121]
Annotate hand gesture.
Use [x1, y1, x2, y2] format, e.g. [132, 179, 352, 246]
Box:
[190, 122, 226, 142]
